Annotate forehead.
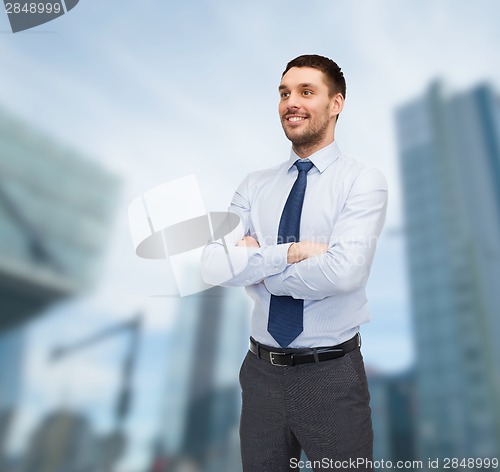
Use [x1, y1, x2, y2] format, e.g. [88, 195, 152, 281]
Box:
[279, 66, 328, 89]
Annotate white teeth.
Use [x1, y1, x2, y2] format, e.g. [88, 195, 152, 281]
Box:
[288, 116, 305, 122]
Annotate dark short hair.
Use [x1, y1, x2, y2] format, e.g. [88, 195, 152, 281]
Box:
[282, 54, 346, 100]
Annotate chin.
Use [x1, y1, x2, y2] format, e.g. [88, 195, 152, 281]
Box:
[289, 133, 311, 145]
[285, 128, 306, 141]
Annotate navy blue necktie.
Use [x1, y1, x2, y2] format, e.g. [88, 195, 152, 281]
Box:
[268, 160, 314, 347]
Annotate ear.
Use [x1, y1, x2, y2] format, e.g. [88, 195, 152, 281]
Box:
[330, 93, 344, 120]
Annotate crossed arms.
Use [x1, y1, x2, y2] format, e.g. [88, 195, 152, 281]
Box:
[201, 167, 388, 301]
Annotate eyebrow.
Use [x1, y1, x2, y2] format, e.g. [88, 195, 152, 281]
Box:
[278, 82, 317, 91]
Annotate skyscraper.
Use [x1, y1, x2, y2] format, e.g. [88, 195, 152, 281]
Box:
[0, 327, 25, 461]
[157, 285, 249, 472]
[0, 107, 120, 332]
[0, 106, 120, 468]
[368, 369, 416, 464]
[21, 410, 95, 472]
[396, 81, 500, 461]
[0, 328, 24, 410]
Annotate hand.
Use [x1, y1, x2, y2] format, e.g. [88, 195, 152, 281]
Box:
[287, 241, 328, 264]
[237, 236, 260, 248]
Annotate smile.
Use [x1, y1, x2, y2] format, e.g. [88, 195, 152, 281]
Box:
[286, 116, 307, 122]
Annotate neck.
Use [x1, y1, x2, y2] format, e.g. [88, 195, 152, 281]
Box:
[293, 134, 335, 159]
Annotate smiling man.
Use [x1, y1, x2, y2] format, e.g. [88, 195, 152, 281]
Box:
[202, 54, 388, 471]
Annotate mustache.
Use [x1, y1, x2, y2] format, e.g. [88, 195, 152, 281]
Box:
[282, 110, 309, 119]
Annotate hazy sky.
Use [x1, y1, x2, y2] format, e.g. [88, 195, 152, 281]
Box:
[2, 0, 500, 469]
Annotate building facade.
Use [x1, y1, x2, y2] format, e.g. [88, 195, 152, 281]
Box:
[0, 107, 120, 332]
[396, 81, 500, 462]
[157, 285, 249, 472]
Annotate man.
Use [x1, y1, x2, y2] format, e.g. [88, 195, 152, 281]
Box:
[201, 54, 388, 471]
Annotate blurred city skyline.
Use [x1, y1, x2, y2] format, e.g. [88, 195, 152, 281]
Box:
[1, 1, 500, 470]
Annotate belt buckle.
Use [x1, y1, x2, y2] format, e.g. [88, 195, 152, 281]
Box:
[270, 352, 289, 366]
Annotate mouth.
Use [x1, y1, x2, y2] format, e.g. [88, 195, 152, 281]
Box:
[284, 115, 308, 125]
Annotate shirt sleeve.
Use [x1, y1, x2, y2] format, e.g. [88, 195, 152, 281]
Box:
[201, 174, 292, 287]
[264, 167, 388, 300]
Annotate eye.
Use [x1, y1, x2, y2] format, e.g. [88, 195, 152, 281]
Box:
[303, 90, 313, 96]
[280, 92, 290, 98]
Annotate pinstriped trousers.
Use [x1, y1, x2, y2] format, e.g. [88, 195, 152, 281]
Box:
[239, 344, 373, 472]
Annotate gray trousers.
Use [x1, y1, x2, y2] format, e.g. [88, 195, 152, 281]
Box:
[239, 344, 373, 472]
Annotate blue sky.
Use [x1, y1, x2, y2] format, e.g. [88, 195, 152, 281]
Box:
[2, 0, 500, 469]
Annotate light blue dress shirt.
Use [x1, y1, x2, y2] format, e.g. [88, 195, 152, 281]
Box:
[201, 141, 388, 348]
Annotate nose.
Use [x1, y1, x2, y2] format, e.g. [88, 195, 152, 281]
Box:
[286, 91, 301, 109]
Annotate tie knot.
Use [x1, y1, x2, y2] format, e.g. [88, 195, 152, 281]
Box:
[295, 160, 314, 174]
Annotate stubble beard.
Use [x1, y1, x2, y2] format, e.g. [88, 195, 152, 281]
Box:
[282, 111, 331, 156]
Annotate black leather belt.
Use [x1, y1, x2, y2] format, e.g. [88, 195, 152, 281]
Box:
[249, 333, 361, 367]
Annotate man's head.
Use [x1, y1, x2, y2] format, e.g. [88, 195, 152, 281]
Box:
[279, 54, 345, 157]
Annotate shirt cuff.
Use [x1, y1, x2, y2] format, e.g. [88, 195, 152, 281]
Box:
[261, 243, 292, 276]
[264, 270, 288, 295]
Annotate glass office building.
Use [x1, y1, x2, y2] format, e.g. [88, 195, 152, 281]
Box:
[0, 106, 120, 466]
[157, 286, 250, 472]
[0, 107, 120, 332]
[396, 82, 500, 461]
[369, 370, 416, 465]
[0, 328, 24, 460]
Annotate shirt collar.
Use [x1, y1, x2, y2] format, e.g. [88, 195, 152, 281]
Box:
[286, 140, 341, 173]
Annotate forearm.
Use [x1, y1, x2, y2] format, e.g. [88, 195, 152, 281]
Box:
[264, 241, 377, 299]
[201, 240, 292, 287]
[200, 174, 295, 287]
